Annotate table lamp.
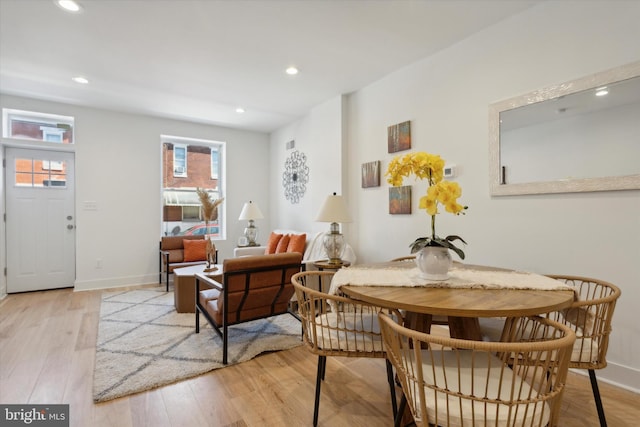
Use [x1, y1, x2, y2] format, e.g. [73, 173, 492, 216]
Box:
[238, 201, 264, 246]
[315, 192, 352, 264]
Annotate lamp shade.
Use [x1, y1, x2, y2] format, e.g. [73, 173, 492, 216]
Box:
[238, 201, 264, 220]
[315, 193, 352, 223]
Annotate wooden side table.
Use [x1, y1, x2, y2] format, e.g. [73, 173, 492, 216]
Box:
[311, 260, 350, 294]
[173, 264, 223, 313]
[312, 260, 351, 271]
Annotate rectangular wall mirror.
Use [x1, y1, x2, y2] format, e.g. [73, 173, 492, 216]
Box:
[489, 61, 640, 196]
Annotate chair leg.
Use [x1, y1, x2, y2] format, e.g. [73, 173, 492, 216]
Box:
[589, 369, 607, 427]
[158, 248, 162, 285]
[222, 324, 228, 365]
[320, 353, 327, 381]
[386, 359, 398, 420]
[394, 393, 407, 427]
[313, 355, 326, 427]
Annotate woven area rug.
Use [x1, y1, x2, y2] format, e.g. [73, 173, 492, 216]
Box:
[93, 288, 302, 403]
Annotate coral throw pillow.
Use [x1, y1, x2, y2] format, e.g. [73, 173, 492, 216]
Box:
[264, 232, 283, 254]
[275, 234, 291, 253]
[287, 233, 306, 254]
[183, 239, 207, 262]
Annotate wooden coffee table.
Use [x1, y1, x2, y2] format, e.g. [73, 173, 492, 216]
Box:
[173, 264, 223, 313]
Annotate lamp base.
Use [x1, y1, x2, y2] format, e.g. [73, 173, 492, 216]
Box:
[323, 226, 345, 265]
[244, 220, 259, 247]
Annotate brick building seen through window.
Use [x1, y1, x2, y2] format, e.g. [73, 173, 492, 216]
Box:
[162, 140, 224, 238]
[4, 110, 73, 187]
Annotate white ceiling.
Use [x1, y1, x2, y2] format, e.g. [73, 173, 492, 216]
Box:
[0, 0, 540, 133]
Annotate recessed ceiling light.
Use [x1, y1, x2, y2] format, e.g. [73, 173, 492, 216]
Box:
[595, 86, 609, 97]
[55, 0, 83, 13]
[285, 67, 299, 75]
[72, 76, 89, 84]
[235, 107, 245, 114]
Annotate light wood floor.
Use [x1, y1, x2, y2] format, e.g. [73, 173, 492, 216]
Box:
[1, 285, 638, 427]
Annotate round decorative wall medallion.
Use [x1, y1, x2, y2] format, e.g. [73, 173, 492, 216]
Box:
[282, 150, 309, 204]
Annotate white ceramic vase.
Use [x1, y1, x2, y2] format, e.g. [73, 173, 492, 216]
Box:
[415, 246, 452, 280]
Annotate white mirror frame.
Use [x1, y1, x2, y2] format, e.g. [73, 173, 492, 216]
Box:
[489, 61, 640, 196]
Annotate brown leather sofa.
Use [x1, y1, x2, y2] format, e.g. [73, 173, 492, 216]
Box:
[195, 252, 303, 364]
[159, 235, 218, 291]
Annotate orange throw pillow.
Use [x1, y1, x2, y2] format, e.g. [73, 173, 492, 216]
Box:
[264, 232, 283, 254]
[183, 239, 207, 262]
[287, 233, 306, 254]
[275, 234, 291, 253]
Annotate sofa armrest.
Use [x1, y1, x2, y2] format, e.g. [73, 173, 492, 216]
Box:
[234, 246, 266, 257]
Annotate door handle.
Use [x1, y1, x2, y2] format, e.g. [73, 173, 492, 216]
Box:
[67, 224, 74, 230]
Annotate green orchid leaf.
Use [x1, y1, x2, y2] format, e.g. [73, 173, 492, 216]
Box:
[444, 242, 466, 260]
[410, 237, 430, 253]
[409, 236, 465, 259]
[445, 235, 467, 245]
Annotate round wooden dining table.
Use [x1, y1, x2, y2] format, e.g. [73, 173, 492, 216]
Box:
[338, 263, 575, 340]
[340, 285, 575, 318]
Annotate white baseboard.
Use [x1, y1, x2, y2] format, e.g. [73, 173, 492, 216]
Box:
[570, 361, 640, 395]
[74, 273, 160, 292]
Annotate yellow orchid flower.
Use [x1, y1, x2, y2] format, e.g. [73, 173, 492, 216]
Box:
[385, 151, 468, 259]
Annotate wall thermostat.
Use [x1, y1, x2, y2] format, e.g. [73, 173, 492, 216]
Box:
[444, 164, 456, 178]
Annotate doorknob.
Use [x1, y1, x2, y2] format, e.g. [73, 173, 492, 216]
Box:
[67, 215, 73, 220]
[67, 224, 74, 230]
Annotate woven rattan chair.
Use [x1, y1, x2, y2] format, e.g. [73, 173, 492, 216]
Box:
[292, 270, 401, 426]
[543, 275, 621, 427]
[379, 313, 576, 427]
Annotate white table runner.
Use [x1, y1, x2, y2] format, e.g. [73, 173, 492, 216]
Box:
[329, 264, 575, 296]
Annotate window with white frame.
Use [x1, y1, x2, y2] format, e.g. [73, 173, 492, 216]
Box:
[2, 109, 74, 143]
[173, 144, 187, 177]
[211, 147, 220, 179]
[161, 136, 225, 239]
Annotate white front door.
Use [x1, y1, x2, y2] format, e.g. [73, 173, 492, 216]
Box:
[5, 147, 75, 293]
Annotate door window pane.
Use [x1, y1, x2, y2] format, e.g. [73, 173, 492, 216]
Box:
[15, 158, 67, 188]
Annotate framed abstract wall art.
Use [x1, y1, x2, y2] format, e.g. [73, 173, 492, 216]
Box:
[361, 160, 381, 188]
[389, 185, 411, 214]
[388, 120, 411, 153]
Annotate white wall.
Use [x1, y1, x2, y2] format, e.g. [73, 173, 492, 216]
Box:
[0, 141, 4, 296]
[268, 95, 347, 238]
[342, 1, 640, 391]
[0, 94, 270, 293]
